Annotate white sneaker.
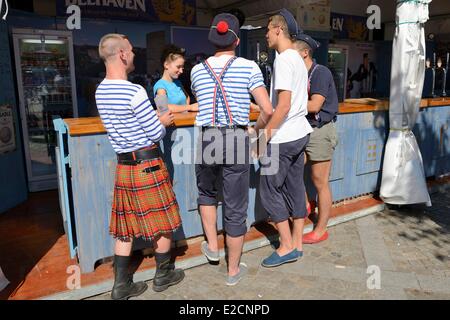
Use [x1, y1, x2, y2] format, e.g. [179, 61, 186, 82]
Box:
[226, 263, 248, 286]
[201, 241, 220, 262]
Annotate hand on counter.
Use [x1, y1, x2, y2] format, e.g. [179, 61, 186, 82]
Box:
[188, 103, 199, 112]
[167, 103, 199, 113]
[250, 102, 260, 113]
[158, 110, 175, 127]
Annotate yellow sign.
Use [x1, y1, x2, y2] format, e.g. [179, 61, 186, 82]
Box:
[151, 0, 196, 26]
[296, 3, 331, 32]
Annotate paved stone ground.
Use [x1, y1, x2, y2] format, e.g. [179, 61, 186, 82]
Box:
[88, 190, 450, 300]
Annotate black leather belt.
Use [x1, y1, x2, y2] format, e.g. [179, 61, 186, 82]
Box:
[117, 146, 161, 165]
[202, 125, 247, 132]
[312, 118, 337, 129]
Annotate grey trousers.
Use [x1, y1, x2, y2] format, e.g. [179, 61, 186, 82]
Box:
[196, 127, 250, 237]
[259, 135, 310, 223]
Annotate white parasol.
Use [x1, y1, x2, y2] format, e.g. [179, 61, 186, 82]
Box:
[380, 0, 432, 206]
[0, 0, 8, 20]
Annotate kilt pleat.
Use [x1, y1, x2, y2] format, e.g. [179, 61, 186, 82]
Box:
[110, 157, 182, 241]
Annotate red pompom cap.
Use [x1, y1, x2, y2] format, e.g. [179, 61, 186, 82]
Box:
[216, 21, 229, 34]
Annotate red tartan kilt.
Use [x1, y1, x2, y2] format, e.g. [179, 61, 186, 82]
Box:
[110, 157, 182, 241]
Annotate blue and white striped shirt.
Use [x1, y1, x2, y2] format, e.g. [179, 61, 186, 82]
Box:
[95, 79, 165, 154]
[190, 55, 265, 127]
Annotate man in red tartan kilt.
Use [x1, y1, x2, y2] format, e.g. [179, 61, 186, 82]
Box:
[96, 34, 185, 300]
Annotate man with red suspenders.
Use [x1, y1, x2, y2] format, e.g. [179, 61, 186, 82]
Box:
[190, 13, 273, 286]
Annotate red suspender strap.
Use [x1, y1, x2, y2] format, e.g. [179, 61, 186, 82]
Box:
[204, 57, 236, 125]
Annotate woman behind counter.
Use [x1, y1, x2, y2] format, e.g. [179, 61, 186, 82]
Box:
[153, 45, 199, 113]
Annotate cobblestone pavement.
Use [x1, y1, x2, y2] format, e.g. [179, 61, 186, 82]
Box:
[88, 190, 450, 300]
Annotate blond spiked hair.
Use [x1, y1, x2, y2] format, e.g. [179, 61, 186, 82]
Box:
[98, 33, 129, 62]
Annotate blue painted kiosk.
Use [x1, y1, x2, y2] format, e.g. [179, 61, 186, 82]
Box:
[54, 99, 450, 273]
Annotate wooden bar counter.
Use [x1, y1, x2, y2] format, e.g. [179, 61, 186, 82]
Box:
[63, 97, 450, 136]
[53, 97, 450, 273]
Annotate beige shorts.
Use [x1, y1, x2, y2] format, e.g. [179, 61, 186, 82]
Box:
[305, 121, 338, 162]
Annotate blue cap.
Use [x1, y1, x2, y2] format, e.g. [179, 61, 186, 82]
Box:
[296, 33, 321, 51]
[278, 8, 301, 38]
[208, 13, 240, 48]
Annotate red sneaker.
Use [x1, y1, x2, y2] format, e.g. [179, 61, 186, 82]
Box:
[303, 231, 329, 244]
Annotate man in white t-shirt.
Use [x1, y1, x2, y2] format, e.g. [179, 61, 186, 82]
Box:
[259, 8, 313, 268]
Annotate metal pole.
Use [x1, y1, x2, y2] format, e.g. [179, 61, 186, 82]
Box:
[256, 41, 260, 64]
[442, 52, 449, 97]
[431, 52, 436, 97]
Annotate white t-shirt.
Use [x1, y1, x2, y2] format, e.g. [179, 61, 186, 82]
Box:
[270, 49, 313, 144]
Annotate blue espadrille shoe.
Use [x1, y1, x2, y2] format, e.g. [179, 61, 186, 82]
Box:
[261, 249, 299, 268]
